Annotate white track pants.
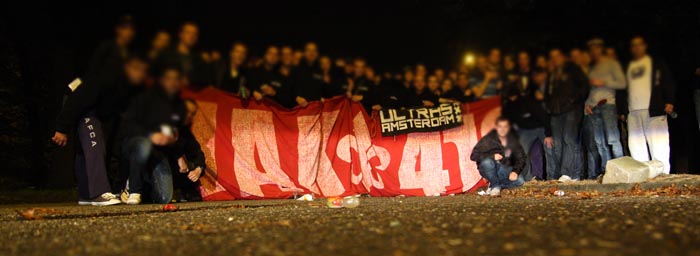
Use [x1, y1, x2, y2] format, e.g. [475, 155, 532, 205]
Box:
[627, 109, 670, 174]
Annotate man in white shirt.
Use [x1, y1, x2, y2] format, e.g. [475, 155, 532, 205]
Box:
[624, 36, 676, 174]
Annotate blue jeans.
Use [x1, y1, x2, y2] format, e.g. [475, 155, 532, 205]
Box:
[516, 127, 552, 180]
[549, 110, 583, 179]
[478, 158, 524, 189]
[123, 137, 173, 204]
[583, 104, 623, 179]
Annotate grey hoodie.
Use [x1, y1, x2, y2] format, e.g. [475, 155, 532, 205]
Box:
[586, 57, 626, 106]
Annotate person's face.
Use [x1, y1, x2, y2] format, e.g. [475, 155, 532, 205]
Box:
[230, 44, 247, 66]
[550, 50, 565, 67]
[415, 65, 427, 76]
[580, 52, 591, 66]
[319, 57, 331, 71]
[441, 79, 453, 92]
[605, 47, 617, 59]
[448, 71, 458, 81]
[152, 32, 170, 51]
[589, 45, 604, 59]
[457, 74, 469, 89]
[179, 24, 199, 48]
[160, 69, 184, 96]
[116, 25, 135, 44]
[123, 60, 148, 85]
[404, 71, 414, 82]
[353, 60, 366, 77]
[630, 37, 647, 59]
[365, 68, 375, 80]
[488, 49, 501, 65]
[434, 69, 445, 79]
[569, 49, 581, 64]
[476, 56, 488, 70]
[504, 56, 516, 70]
[427, 76, 439, 91]
[533, 72, 547, 84]
[414, 76, 425, 90]
[264, 47, 279, 66]
[535, 56, 547, 68]
[303, 43, 319, 62]
[293, 51, 303, 65]
[495, 120, 510, 137]
[517, 52, 530, 69]
[280, 47, 293, 66]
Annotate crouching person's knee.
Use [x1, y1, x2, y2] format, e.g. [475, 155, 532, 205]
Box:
[127, 137, 153, 162]
[478, 158, 497, 171]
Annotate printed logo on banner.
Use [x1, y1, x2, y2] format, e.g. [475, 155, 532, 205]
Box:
[378, 103, 463, 136]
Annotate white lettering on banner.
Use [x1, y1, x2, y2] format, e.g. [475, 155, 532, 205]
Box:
[296, 114, 323, 195]
[397, 131, 450, 196]
[315, 111, 346, 196]
[352, 113, 386, 189]
[442, 113, 482, 192]
[231, 109, 297, 197]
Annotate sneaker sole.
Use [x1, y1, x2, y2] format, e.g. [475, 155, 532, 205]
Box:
[79, 200, 121, 206]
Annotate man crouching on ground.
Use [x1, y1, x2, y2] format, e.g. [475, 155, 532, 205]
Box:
[120, 66, 206, 204]
[471, 117, 527, 196]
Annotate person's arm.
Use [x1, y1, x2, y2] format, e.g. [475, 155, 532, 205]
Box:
[605, 60, 627, 90]
[470, 138, 493, 162]
[573, 66, 591, 103]
[659, 61, 676, 107]
[511, 139, 527, 174]
[471, 76, 492, 99]
[55, 80, 101, 133]
[181, 128, 206, 174]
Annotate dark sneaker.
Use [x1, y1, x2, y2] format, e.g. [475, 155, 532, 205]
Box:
[78, 193, 121, 206]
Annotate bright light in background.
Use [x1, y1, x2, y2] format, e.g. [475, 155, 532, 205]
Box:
[463, 53, 475, 66]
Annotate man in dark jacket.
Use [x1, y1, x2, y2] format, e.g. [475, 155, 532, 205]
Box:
[153, 22, 208, 87]
[293, 42, 325, 107]
[470, 117, 527, 196]
[52, 56, 148, 206]
[619, 36, 676, 174]
[85, 15, 135, 81]
[250, 46, 294, 108]
[120, 67, 206, 204]
[543, 49, 590, 182]
[503, 68, 551, 181]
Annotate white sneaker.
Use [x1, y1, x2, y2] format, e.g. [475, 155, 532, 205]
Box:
[126, 193, 141, 205]
[478, 188, 492, 196]
[78, 193, 121, 206]
[558, 175, 573, 183]
[489, 187, 501, 196]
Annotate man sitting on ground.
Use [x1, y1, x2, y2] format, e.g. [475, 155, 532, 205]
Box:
[470, 117, 527, 196]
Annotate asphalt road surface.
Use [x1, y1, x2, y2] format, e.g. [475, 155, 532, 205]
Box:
[1, 191, 699, 256]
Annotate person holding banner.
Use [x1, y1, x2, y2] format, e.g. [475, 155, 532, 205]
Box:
[470, 117, 527, 196]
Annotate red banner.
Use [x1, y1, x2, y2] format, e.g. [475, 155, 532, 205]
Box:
[183, 87, 501, 200]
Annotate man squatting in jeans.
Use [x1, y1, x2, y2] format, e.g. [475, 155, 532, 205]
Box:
[471, 117, 527, 196]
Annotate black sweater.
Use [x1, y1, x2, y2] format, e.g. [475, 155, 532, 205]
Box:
[55, 74, 142, 133]
[470, 130, 527, 174]
[293, 60, 325, 101]
[617, 57, 676, 117]
[121, 87, 206, 171]
[544, 62, 590, 115]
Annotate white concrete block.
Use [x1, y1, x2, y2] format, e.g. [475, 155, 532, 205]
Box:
[643, 160, 664, 179]
[602, 157, 650, 184]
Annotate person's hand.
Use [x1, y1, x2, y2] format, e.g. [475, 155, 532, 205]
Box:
[296, 96, 308, 107]
[508, 172, 518, 181]
[544, 137, 554, 149]
[261, 85, 276, 96]
[371, 105, 382, 111]
[494, 153, 503, 161]
[535, 90, 544, 101]
[52, 132, 68, 147]
[664, 104, 674, 115]
[351, 95, 363, 102]
[585, 105, 593, 115]
[188, 167, 202, 182]
[150, 132, 173, 146]
[590, 78, 605, 87]
[422, 100, 435, 107]
[253, 91, 264, 101]
[508, 95, 518, 102]
[464, 89, 473, 96]
[177, 156, 189, 173]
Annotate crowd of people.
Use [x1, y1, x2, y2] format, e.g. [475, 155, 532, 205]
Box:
[50, 15, 684, 203]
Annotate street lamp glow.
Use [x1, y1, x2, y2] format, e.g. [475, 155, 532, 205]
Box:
[464, 53, 475, 66]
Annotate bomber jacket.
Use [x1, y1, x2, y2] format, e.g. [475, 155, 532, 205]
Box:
[470, 130, 527, 174]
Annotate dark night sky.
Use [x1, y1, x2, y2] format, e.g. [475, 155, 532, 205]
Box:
[4, 0, 700, 72]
